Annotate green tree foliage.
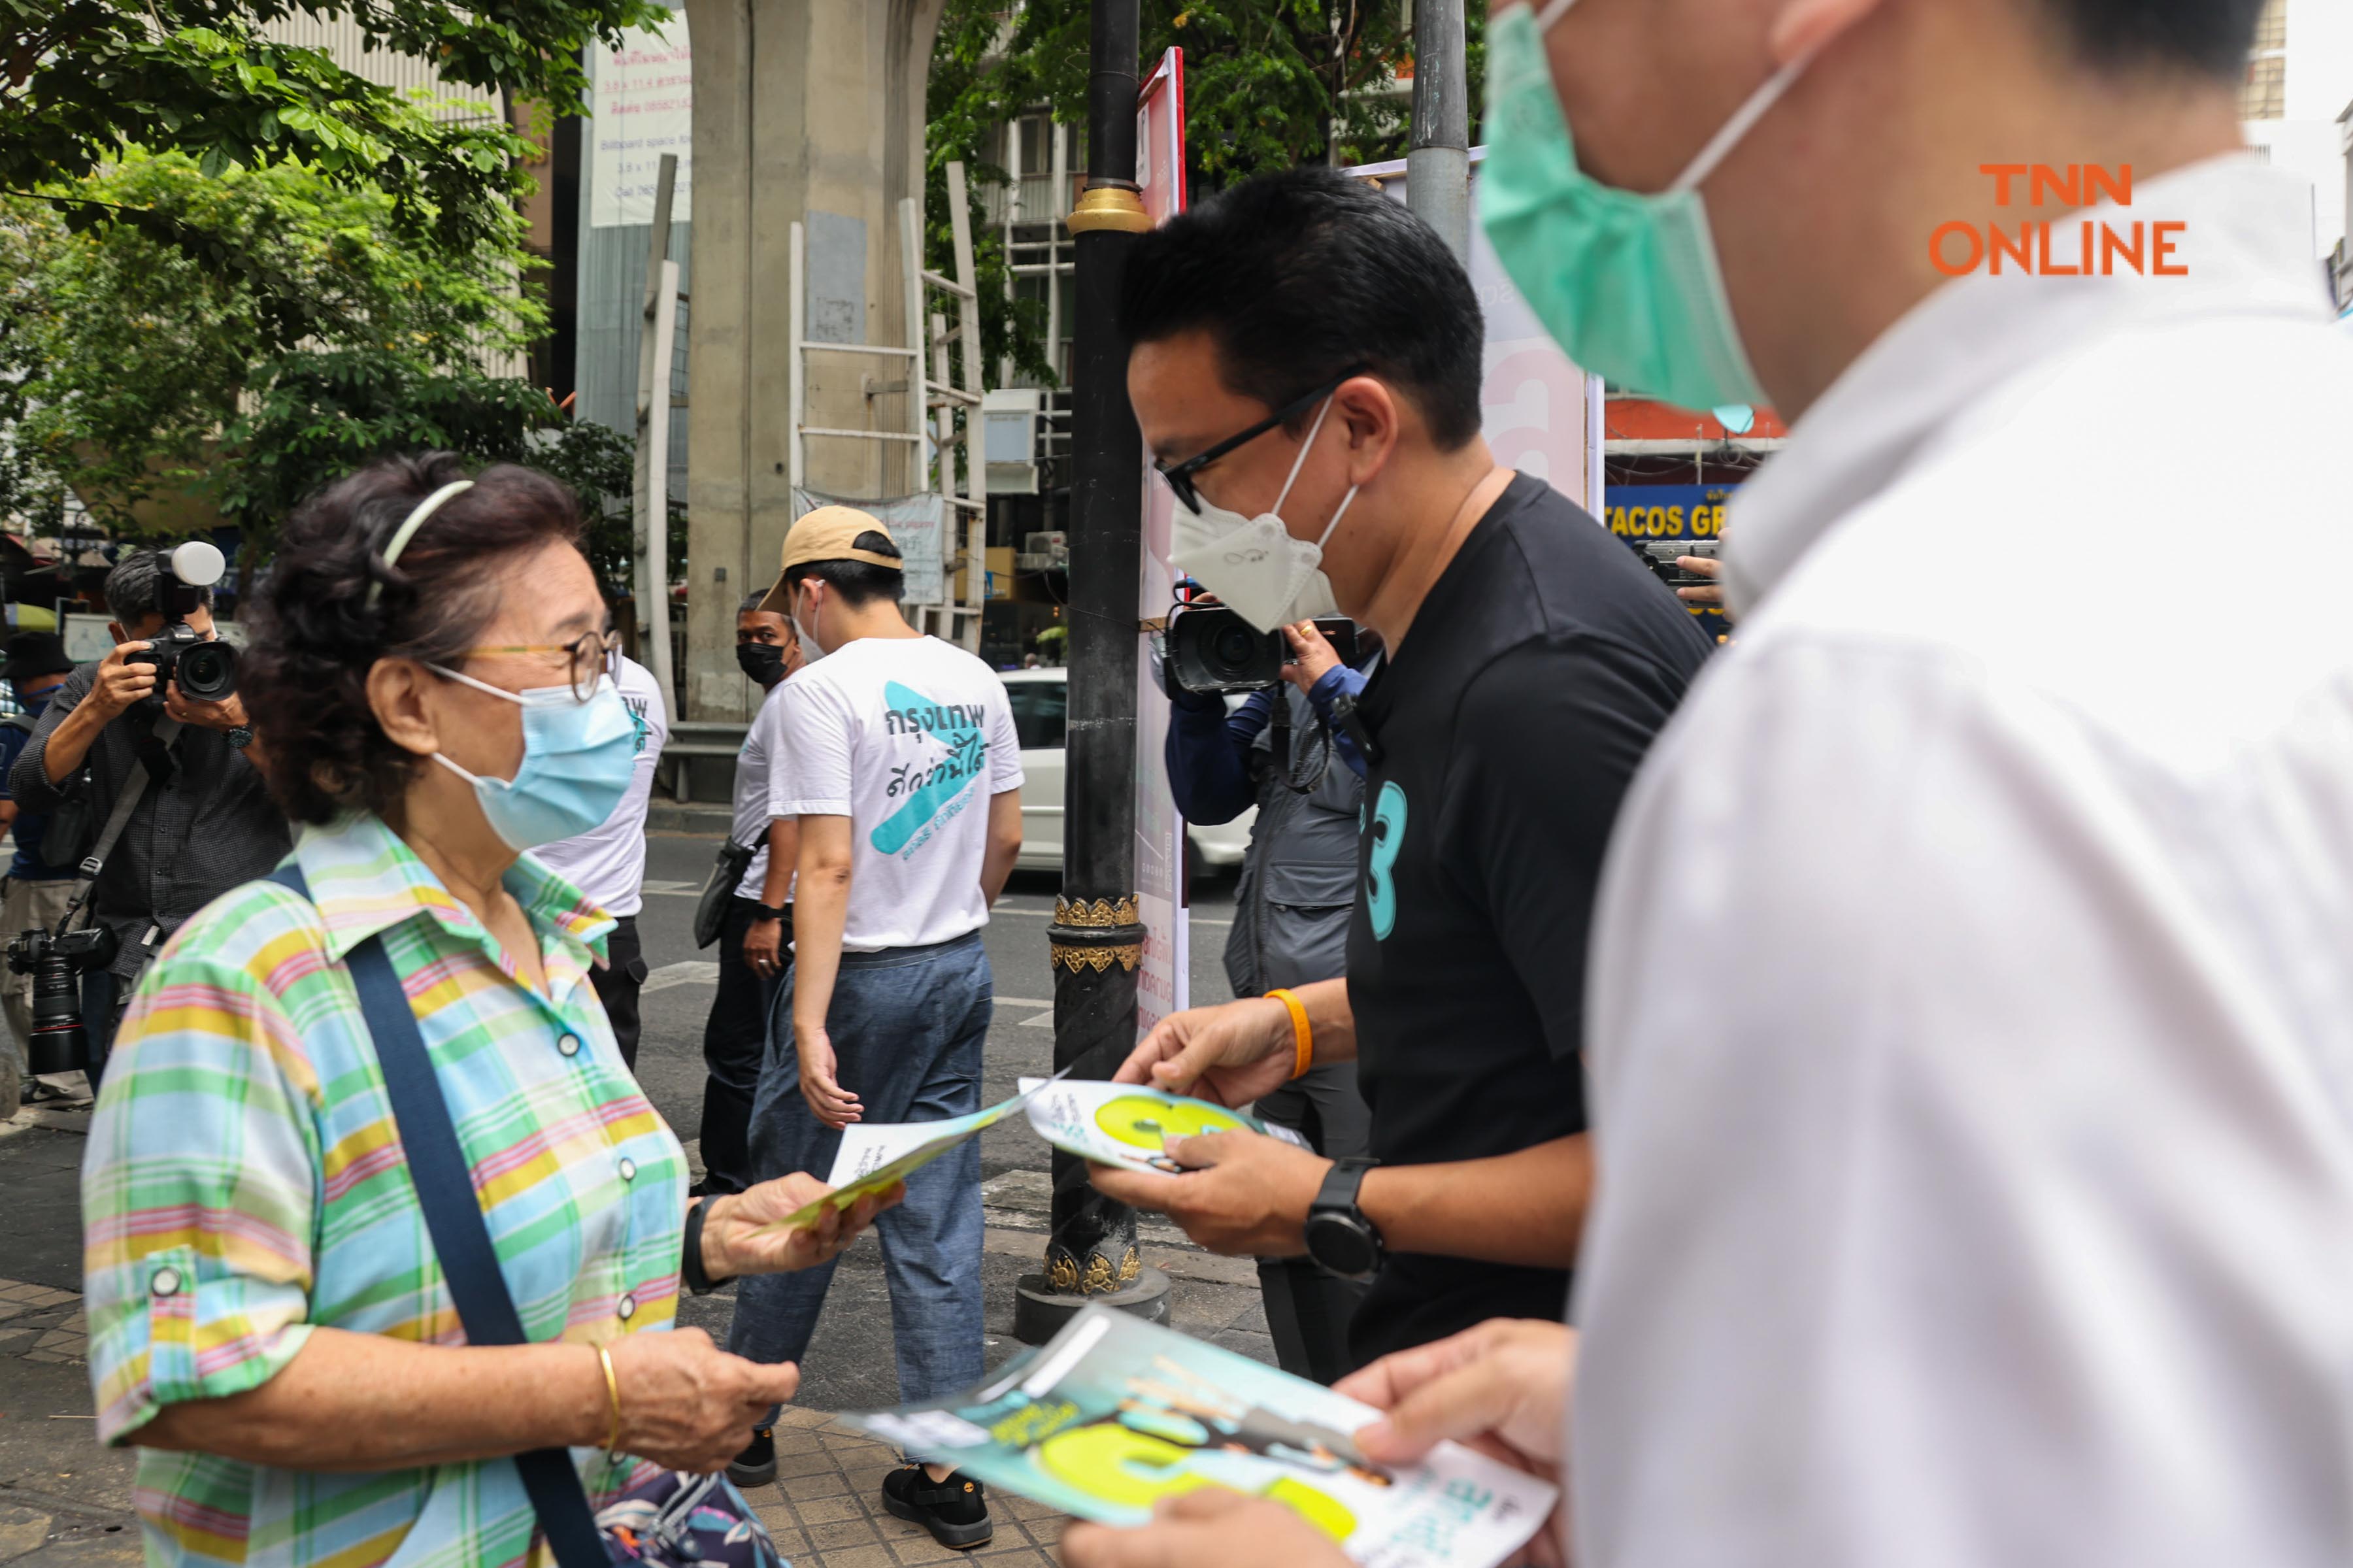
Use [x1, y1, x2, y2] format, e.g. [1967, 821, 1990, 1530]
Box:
[926, 10, 1052, 391]
[0, 148, 544, 524]
[216, 350, 684, 597]
[2, 0, 667, 257]
[924, 0, 1484, 389]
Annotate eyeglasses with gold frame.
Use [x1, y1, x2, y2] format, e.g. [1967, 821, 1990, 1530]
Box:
[459, 629, 622, 703]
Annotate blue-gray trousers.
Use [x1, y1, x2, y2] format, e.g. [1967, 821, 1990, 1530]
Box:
[726, 930, 990, 1416]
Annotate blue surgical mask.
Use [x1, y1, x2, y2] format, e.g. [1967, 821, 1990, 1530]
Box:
[427, 667, 639, 851]
[1480, 0, 1811, 412]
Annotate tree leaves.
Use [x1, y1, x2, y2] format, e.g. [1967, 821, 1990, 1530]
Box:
[922, 0, 1486, 388]
[2, 0, 670, 256]
[0, 148, 544, 531]
[216, 348, 681, 597]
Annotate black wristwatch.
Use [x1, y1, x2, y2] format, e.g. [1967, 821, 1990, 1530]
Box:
[749, 902, 786, 923]
[1303, 1158, 1384, 1282]
[682, 1197, 724, 1295]
[225, 725, 254, 750]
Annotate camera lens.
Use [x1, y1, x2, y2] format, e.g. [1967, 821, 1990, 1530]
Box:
[1210, 624, 1260, 671]
[25, 956, 85, 1076]
[176, 639, 238, 702]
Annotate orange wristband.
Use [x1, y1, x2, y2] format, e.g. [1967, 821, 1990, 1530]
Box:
[1267, 988, 1312, 1081]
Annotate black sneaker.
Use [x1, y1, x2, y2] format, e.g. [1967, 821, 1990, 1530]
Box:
[726, 1426, 776, 1488]
[882, 1464, 992, 1549]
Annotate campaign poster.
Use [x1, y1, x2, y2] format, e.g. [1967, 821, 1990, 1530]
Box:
[1132, 48, 1189, 1041]
[1343, 153, 1603, 516]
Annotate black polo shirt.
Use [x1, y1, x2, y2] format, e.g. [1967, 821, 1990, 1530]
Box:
[1344, 472, 1714, 1365]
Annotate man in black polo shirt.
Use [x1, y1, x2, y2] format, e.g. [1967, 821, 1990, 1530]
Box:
[1093, 166, 1712, 1366]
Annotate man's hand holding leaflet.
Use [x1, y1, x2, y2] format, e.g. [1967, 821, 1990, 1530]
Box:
[1092, 982, 1590, 1268]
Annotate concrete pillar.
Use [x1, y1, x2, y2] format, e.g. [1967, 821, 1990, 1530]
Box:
[681, 0, 946, 719]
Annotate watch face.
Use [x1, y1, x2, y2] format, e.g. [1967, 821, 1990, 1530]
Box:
[1307, 1214, 1380, 1281]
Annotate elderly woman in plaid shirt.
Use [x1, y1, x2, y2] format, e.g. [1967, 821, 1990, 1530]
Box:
[78, 454, 895, 1568]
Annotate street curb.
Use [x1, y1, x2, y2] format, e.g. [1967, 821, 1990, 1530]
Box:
[646, 802, 733, 836]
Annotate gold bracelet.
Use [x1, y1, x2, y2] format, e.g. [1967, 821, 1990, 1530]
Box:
[596, 1343, 623, 1452]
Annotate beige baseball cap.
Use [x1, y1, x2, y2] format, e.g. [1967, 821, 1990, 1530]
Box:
[756, 506, 903, 615]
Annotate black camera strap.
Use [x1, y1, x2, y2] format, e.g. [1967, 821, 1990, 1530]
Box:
[61, 718, 182, 935]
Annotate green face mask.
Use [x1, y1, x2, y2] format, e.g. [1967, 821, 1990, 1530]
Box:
[1480, 1, 1810, 413]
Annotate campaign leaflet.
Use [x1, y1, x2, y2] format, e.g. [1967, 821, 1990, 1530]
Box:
[843, 1306, 1556, 1568]
[763, 1075, 1061, 1233]
[1017, 1076, 1306, 1173]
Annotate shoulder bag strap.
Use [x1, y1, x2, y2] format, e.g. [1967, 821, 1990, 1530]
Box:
[262, 865, 611, 1568]
[63, 718, 182, 931]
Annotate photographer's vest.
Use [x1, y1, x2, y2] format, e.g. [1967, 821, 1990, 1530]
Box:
[1224, 680, 1365, 999]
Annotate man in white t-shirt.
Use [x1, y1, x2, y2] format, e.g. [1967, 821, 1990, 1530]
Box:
[724, 508, 1022, 1551]
[533, 650, 668, 1071]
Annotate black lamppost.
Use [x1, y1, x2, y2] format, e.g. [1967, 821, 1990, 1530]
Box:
[1011, 0, 1173, 1344]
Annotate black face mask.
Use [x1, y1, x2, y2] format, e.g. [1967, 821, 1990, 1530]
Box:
[736, 641, 787, 686]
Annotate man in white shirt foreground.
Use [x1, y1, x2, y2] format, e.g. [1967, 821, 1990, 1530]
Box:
[1063, 0, 2353, 1566]
[723, 509, 1023, 1550]
[532, 650, 667, 1070]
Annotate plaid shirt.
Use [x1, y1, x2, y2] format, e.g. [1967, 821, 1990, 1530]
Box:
[82, 810, 688, 1568]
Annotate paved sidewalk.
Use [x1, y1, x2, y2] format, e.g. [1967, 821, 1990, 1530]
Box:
[743, 1408, 1067, 1567]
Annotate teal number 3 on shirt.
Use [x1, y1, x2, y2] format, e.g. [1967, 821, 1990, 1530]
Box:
[1365, 780, 1407, 940]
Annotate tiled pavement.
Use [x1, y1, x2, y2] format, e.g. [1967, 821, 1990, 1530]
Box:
[0, 1285, 84, 1368]
[746, 1408, 1069, 1568]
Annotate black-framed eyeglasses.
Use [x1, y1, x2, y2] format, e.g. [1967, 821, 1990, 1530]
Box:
[1154, 365, 1369, 514]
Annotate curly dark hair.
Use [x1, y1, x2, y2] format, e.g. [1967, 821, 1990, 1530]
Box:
[242, 453, 586, 826]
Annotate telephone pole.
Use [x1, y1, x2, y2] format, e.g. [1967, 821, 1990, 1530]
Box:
[1013, 0, 1171, 1343]
[1407, 0, 1470, 261]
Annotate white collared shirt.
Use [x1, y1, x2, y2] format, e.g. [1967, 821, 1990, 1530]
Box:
[1575, 156, 2353, 1567]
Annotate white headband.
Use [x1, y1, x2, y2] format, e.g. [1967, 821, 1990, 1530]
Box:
[367, 480, 474, 608]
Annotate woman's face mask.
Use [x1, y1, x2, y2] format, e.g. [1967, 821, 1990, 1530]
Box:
[1167, 393, 1355, 633]
[1478, 0, 1812, 413]
[427, 665, 640, 852]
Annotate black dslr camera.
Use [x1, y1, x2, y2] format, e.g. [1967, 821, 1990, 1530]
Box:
[1167, 606, 1360, 695]
[6, 923, 117, 1075]
[127, 541, 238, 705]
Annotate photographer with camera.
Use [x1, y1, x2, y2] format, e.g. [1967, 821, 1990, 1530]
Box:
[1163, 614, 1375, 1384]
[7, 546, 289, 1082]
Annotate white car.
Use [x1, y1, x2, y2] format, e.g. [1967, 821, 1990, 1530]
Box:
[1000, 666, 1254, 878]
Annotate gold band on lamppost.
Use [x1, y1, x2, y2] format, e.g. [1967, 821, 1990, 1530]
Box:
[1066, 184, 1153, 235]
[1048, 895, 1145, 973]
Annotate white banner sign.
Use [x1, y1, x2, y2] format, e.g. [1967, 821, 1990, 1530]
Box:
[590, 16, 693, 228]
[1133, 48, 1190, 1042]
[793, 491, 945, 605]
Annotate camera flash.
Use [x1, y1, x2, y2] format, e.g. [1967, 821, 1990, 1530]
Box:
[169, 540, 227, 588]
